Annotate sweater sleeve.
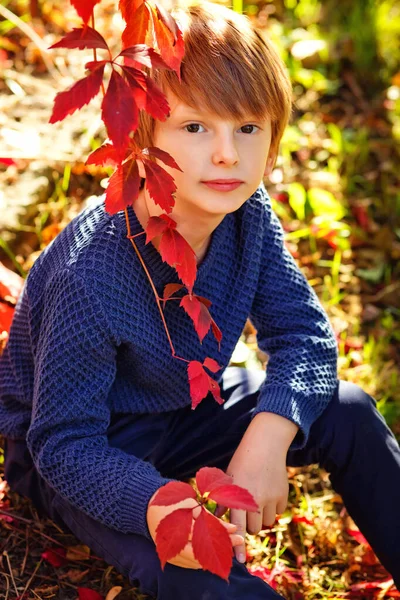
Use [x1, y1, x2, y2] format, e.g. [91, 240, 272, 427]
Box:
[249, 197, 338, 449]
[26, 268, 174, 539]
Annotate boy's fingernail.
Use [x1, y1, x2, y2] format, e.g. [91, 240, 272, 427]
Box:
[238, 553, 245, 563]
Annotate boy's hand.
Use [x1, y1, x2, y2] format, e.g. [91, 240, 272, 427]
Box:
[146, 492, 244, 570]
[217, 412, 298, 563]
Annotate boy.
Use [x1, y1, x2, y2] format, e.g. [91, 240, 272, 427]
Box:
[1, 3, 400, 598]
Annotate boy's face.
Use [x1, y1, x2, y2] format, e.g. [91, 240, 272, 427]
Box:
[148, 89, 273, 220]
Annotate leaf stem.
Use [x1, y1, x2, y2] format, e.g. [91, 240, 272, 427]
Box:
[125, 208, 176, 356]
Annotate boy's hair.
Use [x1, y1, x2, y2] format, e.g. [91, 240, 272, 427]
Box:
[134, 2, 292, 158]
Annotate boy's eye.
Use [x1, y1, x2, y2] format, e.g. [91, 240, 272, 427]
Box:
[184, 123, 204, 133]
[240, 124, 259, 134]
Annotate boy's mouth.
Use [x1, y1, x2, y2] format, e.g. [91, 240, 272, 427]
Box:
[201, 179, 244, 192]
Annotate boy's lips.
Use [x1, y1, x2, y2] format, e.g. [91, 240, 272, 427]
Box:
[201, 179, 244, 192]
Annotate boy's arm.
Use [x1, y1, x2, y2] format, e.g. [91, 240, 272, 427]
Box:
[248, 189, 338, 449]
[26, 268, 173, 540]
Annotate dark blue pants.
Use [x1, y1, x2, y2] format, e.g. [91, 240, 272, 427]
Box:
[4, 368, 400, 598]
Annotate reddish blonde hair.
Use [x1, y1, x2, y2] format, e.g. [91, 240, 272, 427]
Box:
[134, 2, 292, 157]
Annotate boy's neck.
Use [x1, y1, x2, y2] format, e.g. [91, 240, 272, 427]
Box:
[133, 189, 224, 266]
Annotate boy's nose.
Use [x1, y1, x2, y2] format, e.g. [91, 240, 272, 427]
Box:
[211, 135, 239, 166]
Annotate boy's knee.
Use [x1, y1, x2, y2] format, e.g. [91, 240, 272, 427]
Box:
[334, 380, 384, 435]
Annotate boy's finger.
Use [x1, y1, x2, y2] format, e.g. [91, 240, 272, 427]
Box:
[230, 508, 246, 563]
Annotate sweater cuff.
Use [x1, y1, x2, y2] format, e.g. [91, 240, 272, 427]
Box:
[250, 385, 319, 450]
[119, 465, 176, 539]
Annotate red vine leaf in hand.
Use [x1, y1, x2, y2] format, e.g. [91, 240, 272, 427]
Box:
[105, 159, 140, 214]
[86, 143, 121, 167]
[49, 64, 105, 124]
[118, 45, 170, 70]
[155, 508, 193, 568]
[70, 0, 102, 24]
[77, 588, 104, 600]
[187, 359, 223, 409]
[102, 70, 138, 161]
[208, 485, 259, 512]
[192, 508, 232, 581]
[196, 467, 233, 497]
[149, 481, 197, 507]
[49, 26, 109, 51]
[122, 2, 151, 48]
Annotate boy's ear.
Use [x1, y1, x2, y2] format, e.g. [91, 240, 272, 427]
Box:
[264, 153, 276, 177]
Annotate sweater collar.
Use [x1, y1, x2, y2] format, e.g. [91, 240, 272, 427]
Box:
[115, 204, 231, 292]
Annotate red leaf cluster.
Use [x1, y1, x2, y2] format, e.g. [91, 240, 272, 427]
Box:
[149, 467, 258, 580]
[49, 1, 223, 420]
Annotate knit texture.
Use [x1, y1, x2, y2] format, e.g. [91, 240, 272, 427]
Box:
[0, 185, 338, 538]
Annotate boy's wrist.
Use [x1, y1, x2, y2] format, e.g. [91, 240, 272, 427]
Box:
[249, 411, 299, 451]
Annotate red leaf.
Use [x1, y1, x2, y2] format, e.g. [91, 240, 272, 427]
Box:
[118, 44, 170, 71]
[86, 143, 120, 167]
[180, 295, 212, 343]
[196, 467, 233, 497]
[84, 60, 109, 72]
[77, 588, 104, 600]
[102, 70, 138, 160]
[105, 160, 140, 214]
[122, 2, 151, 48]
[142, 159, 176, 212]
[41, 547, 67, 567]
[145, 215, 197, 291]
[208, 484, 259, 512]
[69, 0, 102, 24]
[150, 5, 184, 75]
[203, 357, 221, 373]
[162, 283, 184, 306]
[210, 319, 222, 351]
[347, 528, 370, 546]
[155, 508, 193, 568]
[192, 508, 232, 581]
[187, 360, 223, 409]
[0, 303, 15, 334]
[0, 158, 17, 166]
[49, 26, 109, 51]
[143, 75, 170, 121]
[145, 214, 173, 242]
[49, 64, 105, 124]
[146, 147, 182, 171]
[149, 481, 197, 506]
[119, 0, 145, 22]
[292, 515, 314, 526]
[159, 228, 197, 292]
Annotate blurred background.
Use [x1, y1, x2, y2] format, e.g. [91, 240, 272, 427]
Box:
[0, 0, 400, 596]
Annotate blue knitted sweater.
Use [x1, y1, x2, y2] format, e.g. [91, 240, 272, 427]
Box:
[0, 185, 338, 539]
